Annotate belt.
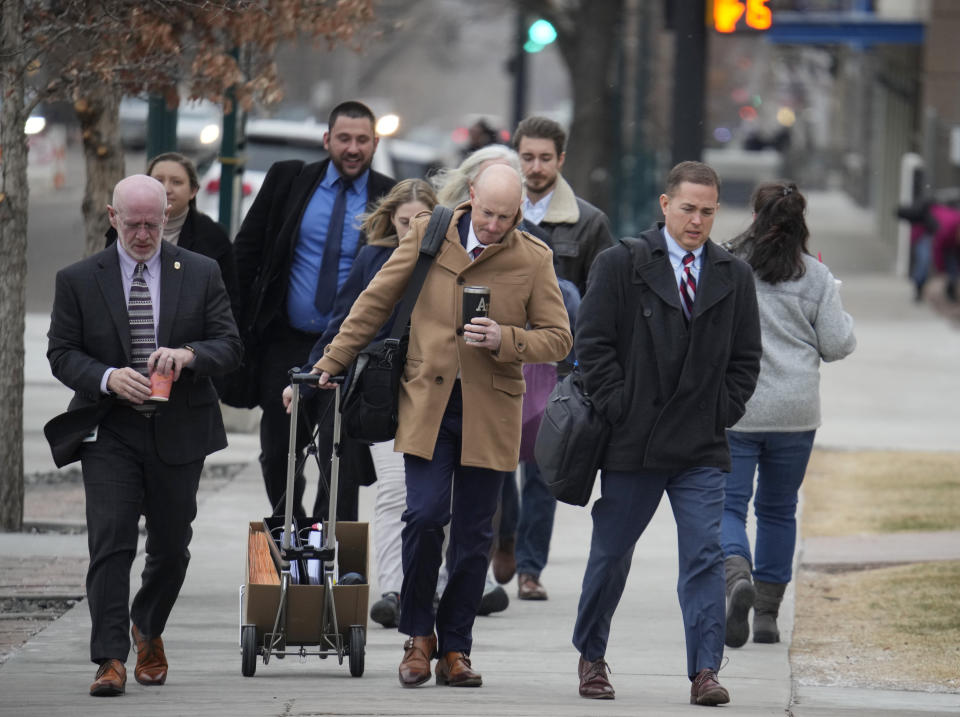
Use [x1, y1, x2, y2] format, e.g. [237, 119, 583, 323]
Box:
[117, 402, 156, 418]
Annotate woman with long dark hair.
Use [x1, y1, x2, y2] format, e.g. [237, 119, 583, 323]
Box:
[722, 181, 856, 648]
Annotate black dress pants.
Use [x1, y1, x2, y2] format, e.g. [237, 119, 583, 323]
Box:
[80, 406, 203, 664]
[255, 321, 367, 521]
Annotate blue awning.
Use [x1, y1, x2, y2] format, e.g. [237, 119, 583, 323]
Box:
[765, 12, 924, 46]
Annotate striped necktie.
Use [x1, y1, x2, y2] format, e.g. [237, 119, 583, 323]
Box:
[470, 245, 484, 260]
[679, 252, 696, 321]
[129, 263, 157, 412]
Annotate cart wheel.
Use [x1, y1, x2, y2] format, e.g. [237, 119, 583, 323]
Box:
[241, 625, 257, 677]
[348, 625, 365, 677]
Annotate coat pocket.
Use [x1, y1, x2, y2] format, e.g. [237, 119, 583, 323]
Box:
[491, 373, 526, 396]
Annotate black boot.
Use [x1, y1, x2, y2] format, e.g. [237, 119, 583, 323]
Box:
[753, 581, 787, 644]
[724, 555, 755, 648]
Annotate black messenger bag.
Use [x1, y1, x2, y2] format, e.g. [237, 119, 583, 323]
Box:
[340, 206, 452, 443]
[534, 369, 610, 506]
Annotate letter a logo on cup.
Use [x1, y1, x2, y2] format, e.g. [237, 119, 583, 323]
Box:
[475, 297, 487, 314]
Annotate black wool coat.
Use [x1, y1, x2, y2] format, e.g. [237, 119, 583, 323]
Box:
[232, 158, 396, 339]
[574, 225, 762, 472]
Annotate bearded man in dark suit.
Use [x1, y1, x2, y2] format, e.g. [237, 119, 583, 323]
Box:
[232, 100, 396, 520]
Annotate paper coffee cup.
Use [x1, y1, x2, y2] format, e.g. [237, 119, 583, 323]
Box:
[149, 371, 173, 401]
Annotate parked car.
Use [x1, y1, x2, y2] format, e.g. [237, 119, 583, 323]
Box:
[119, 97, 221, 159]
[197, 118, 392, 223]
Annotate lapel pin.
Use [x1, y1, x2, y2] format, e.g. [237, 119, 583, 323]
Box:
[174, 261, 181, 270]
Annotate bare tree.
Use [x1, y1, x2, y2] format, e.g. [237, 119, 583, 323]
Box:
[0, 0, 376, 531]
[516, 0, 625, 214]
[0, 0, 30, 531]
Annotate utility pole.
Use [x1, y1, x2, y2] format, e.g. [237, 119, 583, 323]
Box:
[671, 0, 707, 165]
[146, 95, 177, 160]
[511, 10, 527, 131]
[218, 48, 244, 237]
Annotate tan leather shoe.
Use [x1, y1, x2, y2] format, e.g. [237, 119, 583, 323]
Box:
[578, 655, 615, 699]
[491, 537, 516, 584]
[131, 623, 168, 686]
[517, 573, 548, 600]
[398, 634, 436, 687]
[435, 651, 482, 687]
[690, 668, 730, 706]
[89, 659, 126, 697]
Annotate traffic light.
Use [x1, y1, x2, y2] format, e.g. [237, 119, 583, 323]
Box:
[714, 0, 772, 33]
[524, 19, 557, 53]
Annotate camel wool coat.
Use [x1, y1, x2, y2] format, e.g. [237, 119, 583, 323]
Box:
[316, 203, 572, 471]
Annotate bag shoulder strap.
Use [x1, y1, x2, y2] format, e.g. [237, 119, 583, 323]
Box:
[389, 206, 454, 340]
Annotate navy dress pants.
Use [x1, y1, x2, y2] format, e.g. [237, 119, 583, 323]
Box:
[572, 467, 726, 680]
[398, 382, 506, 655]
[80, 407, 203, 664]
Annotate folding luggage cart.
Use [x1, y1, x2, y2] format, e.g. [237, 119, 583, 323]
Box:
[239, 373, 368, 677]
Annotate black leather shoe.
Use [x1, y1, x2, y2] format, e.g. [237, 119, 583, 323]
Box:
[477, 585, 509, 615]
[370, 591, 400, 628]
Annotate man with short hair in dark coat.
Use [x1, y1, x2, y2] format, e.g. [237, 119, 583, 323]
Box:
[232, 100, 396, 520]
[571, 161, 761, 707]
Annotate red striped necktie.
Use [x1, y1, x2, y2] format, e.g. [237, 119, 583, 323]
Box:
[680, 252, 696, 321]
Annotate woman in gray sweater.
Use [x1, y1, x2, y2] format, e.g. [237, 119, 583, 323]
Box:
[721, 181, 856, 649]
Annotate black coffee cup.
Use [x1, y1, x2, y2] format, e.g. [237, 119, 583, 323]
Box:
[462, 286, 491, 342]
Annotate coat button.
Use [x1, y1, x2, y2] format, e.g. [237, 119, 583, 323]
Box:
[456, 327, 464, 336]
[643, 308, 652, 317]
[435, 376, 444, 384]
[457, 277, 465, 285]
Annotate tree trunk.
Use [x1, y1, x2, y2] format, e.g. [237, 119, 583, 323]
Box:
[74, 85, 125, 256]
[0, 0, 28, 532]
[558, 0, 623, 216]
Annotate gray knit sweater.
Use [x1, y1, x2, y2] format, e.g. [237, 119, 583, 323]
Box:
[732, 253, 856, 432]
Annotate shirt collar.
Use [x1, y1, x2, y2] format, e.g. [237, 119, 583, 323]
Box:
[322, 162, 369, 195]
[522, 190, 554, 225]
[116, 240, 162, 278]
[465, 217, 482, 255]
[662, 226, 704, 268]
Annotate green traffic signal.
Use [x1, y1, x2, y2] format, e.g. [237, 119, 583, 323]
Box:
[524, 18, 557, 53]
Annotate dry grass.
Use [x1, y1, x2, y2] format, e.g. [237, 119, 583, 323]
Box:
[793, 449, 960, 693]
[802, 450, 960, 537]
[792, 561, 960, 691]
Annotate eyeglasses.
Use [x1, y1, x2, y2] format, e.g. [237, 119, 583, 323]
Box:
[120, 220, 162, 234]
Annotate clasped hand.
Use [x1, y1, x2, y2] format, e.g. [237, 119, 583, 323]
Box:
[105, 347, 194, 403]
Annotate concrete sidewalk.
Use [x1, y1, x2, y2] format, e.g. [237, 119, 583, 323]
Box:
[1, 190, 958, 715]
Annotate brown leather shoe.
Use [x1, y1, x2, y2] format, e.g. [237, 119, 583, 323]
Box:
[398, 634, 436, 687]
[491, 537, 516, 584]
[690, 668, 730, 706]
[517, 573, 548, 600]
[578, 655, 615, 699]
[89, 659, 126, 696]
[131, 623, 167, 686]
[435, 651, 482, 687]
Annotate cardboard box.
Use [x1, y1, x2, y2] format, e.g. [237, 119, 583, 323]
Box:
[243, 521, 369, 643]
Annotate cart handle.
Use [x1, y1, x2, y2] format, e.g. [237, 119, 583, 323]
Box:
[289, 371, 345, 385]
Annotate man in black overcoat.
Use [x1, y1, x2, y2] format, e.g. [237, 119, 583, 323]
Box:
[571, 161, 761, 706]
[232, 100, 396, 520]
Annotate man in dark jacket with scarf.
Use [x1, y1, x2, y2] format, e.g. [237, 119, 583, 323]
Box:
[572, 161, 761, 706]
